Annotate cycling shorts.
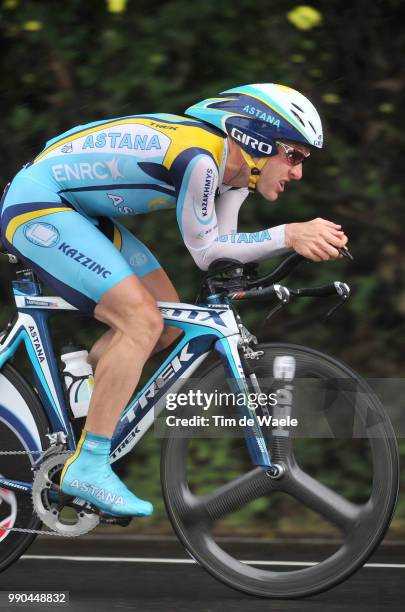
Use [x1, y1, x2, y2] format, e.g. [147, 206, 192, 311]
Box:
[0, 176, 161, 314]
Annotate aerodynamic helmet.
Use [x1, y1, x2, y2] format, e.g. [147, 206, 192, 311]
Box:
[185, 83, 323, 191]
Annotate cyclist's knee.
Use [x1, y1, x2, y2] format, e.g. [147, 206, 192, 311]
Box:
[136, 301, 164, 346]
[95, 277, 164, 350]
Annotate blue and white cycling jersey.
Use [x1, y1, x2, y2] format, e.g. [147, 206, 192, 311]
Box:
[0, 114, 287, 312]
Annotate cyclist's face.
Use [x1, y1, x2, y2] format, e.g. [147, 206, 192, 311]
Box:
[255, 144, 309, 201]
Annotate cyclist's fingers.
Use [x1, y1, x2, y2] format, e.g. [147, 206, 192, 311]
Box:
[317, 238, 340, 258]
[332, 233, 348, 245]
[296, 246, 317, 261]
[316, 218, 342, 229]
[322, 231, 348, 247]
[306, 246, 327, 262]
[330, 228, 347, 238]
[314, 238, 343, 260]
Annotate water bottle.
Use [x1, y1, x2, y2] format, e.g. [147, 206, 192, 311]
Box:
[60, 346, 94, 418]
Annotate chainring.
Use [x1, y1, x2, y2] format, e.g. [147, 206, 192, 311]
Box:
[32, 452, 100, 537]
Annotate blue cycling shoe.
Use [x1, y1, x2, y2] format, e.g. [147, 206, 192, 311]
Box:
[60, 430, 153, 517]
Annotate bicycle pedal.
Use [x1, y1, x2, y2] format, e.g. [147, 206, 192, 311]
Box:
[79, 502, 133, 525]
[52, 487, 94, 513]
[98, 513, 132, 527]
[46, 484, 75, 507]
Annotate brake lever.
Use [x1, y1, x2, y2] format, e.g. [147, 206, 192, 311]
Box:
[265, 284, 290, 321]
[265, 302, 286, 321]
[338, 246, 354, 260]
[326, 299, 346, 318]
[325, 281, 351, 318]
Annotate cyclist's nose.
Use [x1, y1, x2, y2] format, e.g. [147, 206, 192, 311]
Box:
[290, 163, 303, 180]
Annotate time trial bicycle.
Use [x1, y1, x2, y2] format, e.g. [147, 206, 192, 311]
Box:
[0, 247, 399, 598]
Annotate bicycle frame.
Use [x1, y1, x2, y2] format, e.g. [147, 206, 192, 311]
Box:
[0, 276, 272, 497]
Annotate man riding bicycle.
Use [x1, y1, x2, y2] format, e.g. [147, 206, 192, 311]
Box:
[0, 83, 348, 518]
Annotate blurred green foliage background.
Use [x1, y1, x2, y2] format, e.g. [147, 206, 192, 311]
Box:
[0, 0, 404, 535]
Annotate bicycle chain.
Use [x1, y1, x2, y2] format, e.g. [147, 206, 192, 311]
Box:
[1, 449, 130, 537]
[0, 449, 76, 537]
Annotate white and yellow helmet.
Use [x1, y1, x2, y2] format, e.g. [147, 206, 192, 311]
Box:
[185, 83, 323, 190]
[185, 83, 323, 155]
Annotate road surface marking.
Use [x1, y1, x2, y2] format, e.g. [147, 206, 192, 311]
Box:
[21, 555, 405, 569]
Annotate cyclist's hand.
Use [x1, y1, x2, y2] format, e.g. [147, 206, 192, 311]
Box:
[285, 218, 348, 262]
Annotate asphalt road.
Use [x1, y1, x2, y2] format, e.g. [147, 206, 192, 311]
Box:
[0, 535, 404, 612]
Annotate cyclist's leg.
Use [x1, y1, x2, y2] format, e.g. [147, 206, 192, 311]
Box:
[60, 269, 160, 516]
[2, 192, 160, 516]
[3, 208, 165, 424]
[3, 208, 164, 431]
[89, 268, 181, 366]
[60, 275, 162, 515]
[88, 219, 181, 367]
[141, 270, 182, 353]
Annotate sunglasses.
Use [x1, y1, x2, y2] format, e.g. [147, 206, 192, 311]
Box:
[276, 141, 311, 166]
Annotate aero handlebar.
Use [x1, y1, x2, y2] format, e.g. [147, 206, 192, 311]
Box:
[228, 281, 350, 303]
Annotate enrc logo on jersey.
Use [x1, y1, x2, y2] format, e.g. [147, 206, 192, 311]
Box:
[82, 132, 161, 150]
[231, 128, 273, 155]
[24, 222, 60, 248]
[243, 105, 281, 127]
[52, 158, 123, 182]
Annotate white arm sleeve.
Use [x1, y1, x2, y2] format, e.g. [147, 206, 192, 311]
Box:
[176, 156, 291, 270]
[214, 186, 248, 234]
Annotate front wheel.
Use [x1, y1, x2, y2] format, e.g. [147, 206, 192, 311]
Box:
[0, 364, 50, 574]
[161, 343, 399, 598]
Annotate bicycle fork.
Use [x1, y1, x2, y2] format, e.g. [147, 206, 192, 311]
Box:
[214, 335, 279, 473]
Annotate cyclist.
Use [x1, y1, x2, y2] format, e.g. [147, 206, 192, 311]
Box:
[0, 83, 348, 517]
